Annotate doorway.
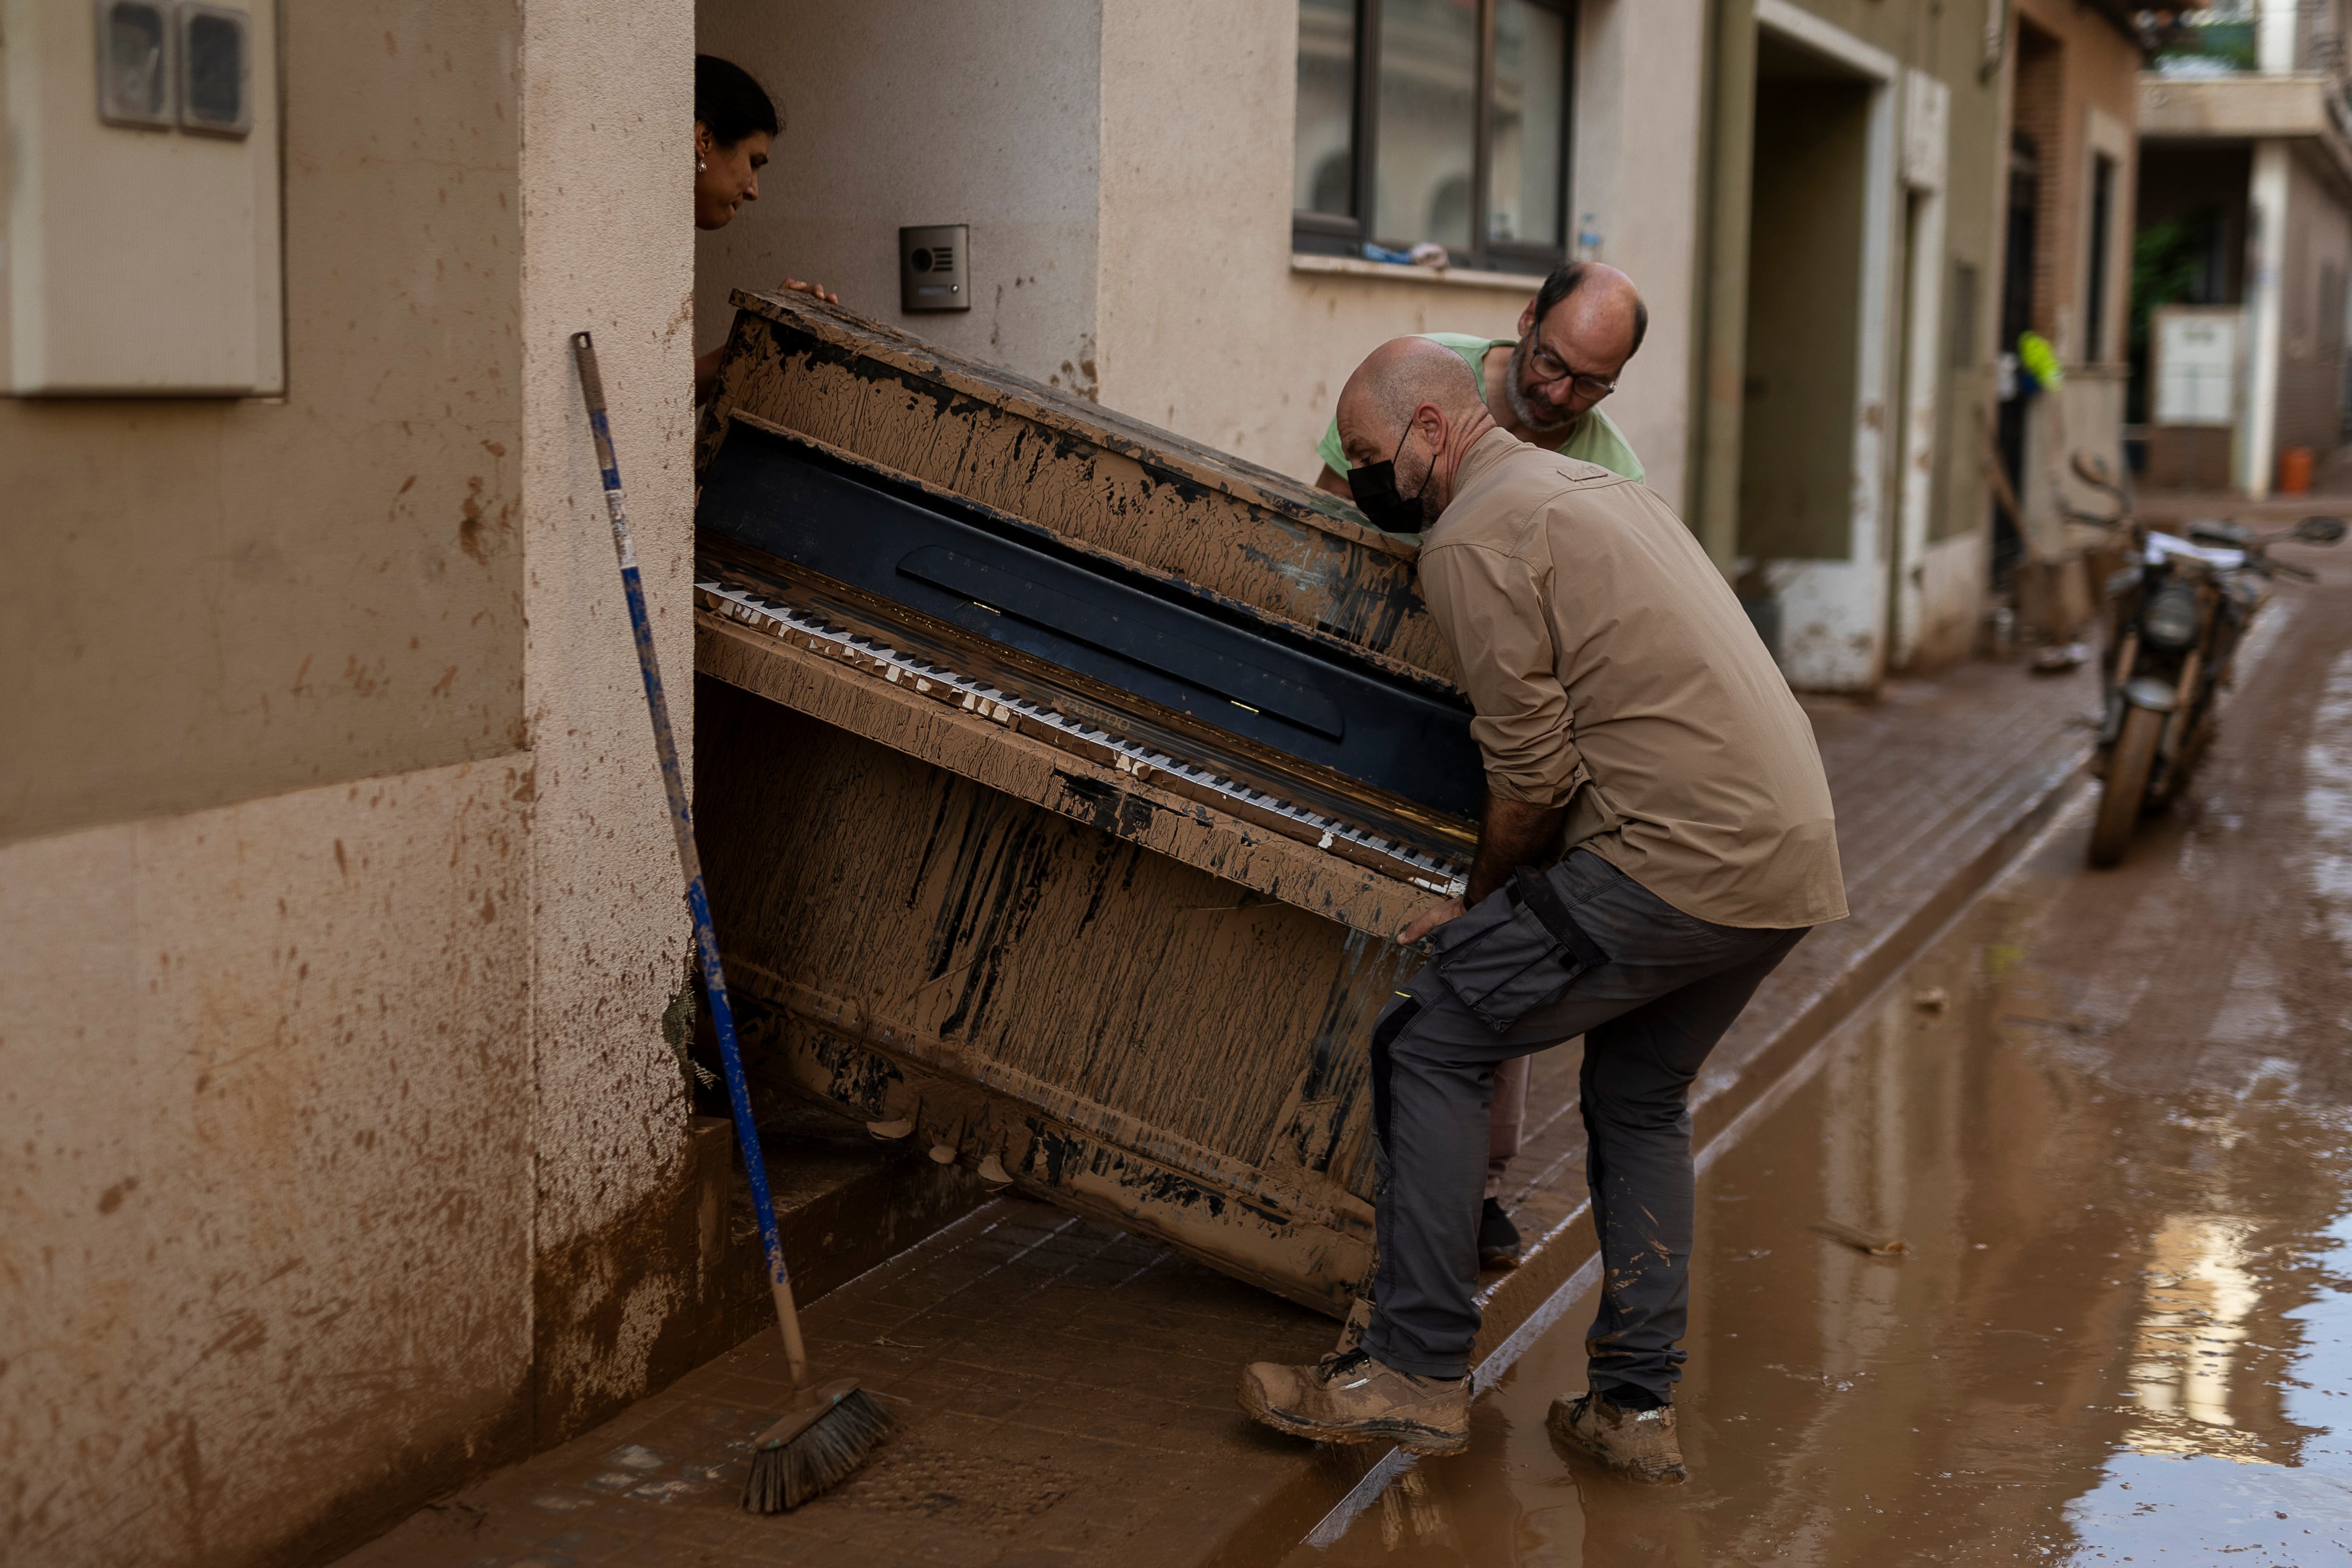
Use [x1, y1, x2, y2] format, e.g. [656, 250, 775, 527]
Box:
[1738, 38, 1872, 567]
[1994, 131, 2038, 588]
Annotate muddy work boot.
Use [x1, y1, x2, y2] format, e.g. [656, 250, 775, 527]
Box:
[1547, 1388, 1685, 1484]
[1478, 1197, 1523, 1269]
[1239, 1348, 1469, 1455]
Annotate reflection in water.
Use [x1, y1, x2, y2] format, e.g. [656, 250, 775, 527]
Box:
[2125, 1212, 2267, 1450]
[2068, 1206, 2352, 1561]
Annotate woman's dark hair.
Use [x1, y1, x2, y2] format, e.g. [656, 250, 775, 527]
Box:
[695, 55, 779, 147]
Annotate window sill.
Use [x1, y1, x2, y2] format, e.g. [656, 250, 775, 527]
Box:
[1289, 253, 1551, 292]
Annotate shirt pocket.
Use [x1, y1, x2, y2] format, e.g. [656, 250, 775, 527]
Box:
[1429, 865, 1612, 1034]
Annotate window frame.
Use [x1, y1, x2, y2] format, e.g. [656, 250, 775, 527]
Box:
[1292, 0, 1579, 275]
[2084, 151, 2116, 364]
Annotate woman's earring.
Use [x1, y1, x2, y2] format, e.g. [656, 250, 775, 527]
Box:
[696, 156, 706, 172]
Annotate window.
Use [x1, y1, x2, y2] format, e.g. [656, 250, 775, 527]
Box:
[2085, 152, 2115, 363]
[1292, 0, 1576, 273]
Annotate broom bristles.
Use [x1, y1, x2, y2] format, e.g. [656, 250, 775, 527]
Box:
[742, 1386, 893, 1513]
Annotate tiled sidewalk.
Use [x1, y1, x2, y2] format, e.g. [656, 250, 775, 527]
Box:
[342, 657, 2096, 1568]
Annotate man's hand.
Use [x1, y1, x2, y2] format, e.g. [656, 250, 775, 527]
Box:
[1396, 797, 1567, 947]
[1397, 896, 1465, 946]
[780, 278, 839, 305]
[1467, 796, 1569, 906]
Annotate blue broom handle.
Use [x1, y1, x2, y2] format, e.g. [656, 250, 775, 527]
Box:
[570, 333, 809, 1388]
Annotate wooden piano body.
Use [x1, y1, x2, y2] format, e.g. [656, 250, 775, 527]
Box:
[694, 291, 1478, 1317]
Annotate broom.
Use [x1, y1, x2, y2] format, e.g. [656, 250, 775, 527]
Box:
[571, 332, 892, 1513]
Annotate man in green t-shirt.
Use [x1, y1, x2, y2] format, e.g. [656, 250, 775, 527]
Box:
[1314, 261, 1648, 510]
[1312, 261, 1648, 1274]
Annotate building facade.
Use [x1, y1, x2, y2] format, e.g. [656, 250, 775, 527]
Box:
[2, 4, 714, 1564]
[696, 0, 1713, 515]
[704, 0, 2098, 693]
[2137, 0, 2352, 497]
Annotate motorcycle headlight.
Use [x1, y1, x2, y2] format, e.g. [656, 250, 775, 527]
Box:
[2142, 582, 2200, 649]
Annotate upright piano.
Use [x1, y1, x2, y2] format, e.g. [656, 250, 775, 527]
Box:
[694, 290, 1480, 1317]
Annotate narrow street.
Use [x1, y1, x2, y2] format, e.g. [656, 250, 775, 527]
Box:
[1276, 551, 2352, 1564]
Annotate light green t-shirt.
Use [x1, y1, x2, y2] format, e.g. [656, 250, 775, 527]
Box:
[1316, 332, 1646, 495]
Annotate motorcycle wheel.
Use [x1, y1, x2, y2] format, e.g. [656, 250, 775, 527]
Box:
[2088, 704, 2164, 868]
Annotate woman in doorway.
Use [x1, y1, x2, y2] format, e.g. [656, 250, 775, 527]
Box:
[693, 54, 833, 404]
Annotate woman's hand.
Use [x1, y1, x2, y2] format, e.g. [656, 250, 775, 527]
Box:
[1397, 896, 1465, 946]
[779, 278, 839, 305]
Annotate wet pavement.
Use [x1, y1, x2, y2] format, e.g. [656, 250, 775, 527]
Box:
[337, 550, 2352, 1567]
[1277, 555, 2352, 1564]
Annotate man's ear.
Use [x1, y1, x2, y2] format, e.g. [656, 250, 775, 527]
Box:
[1517, 299, 1539, 338]
[1416, 403, 1449, 454]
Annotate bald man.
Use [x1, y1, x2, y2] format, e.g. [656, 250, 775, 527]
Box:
[1314, 262, 1649, 1276]
[1239, 339, 1844, 1483]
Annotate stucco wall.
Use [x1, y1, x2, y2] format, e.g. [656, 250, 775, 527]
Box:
[0, 2, 526, 846]
[518, 0, 698, 1291]
[2275, 146, 2351, 457]
[1093, 0, 1526, 475]
[1565, 0, 1708, 512]
[1, 2, 703, 1562]
[693, 0, 1105, 397]
[0, 762, 534, 1567]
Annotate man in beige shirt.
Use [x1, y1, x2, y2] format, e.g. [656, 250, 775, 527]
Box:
[1239, 338, 1844, 1484]
[1314, 263, 1653, 1276]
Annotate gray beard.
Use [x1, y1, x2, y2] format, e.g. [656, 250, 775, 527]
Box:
[1503, 337, 1581, 442]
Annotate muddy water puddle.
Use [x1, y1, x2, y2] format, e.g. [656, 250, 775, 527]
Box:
[1270, 790, 2352, 1565]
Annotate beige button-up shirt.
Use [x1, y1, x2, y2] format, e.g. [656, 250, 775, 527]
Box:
[1417, 428, 1846, 930]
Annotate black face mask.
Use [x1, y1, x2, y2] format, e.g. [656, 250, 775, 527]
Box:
[1346, 426, 1432, 535]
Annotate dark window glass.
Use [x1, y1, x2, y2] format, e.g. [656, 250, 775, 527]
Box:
[1296, 0, 1360, 217]
[1292, 0, 1574, 271]
[1375, 0, 1480, 250]
[1490, 0, 1567, 248]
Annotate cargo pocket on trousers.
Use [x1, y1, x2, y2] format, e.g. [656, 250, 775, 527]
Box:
[1429, 864, 1611, 1034]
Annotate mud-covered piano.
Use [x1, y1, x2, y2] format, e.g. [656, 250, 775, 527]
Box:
[693, 289, 1480, 1316]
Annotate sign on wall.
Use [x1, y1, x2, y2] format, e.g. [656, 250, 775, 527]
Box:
[2153, 307, 2241, 428]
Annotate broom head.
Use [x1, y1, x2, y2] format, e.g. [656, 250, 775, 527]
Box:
[742, 1377, 893, 1513]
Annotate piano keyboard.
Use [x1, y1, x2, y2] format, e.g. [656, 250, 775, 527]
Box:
[697, 573, 1470, 897]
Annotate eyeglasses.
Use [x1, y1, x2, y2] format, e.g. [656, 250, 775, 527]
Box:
[1527, 342, 1617, 402]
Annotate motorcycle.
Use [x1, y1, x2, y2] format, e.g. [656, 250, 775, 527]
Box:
[2066, 452, 2345, 868]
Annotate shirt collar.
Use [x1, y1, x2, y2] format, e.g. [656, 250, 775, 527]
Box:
[1440, 427, 1525, 516]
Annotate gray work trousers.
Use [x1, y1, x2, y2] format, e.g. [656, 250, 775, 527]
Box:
[1486, 1054, 1528, 1200]
[1362, 849, 1808, 1401]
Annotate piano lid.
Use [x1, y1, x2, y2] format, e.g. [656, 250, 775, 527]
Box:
[697, 419, 1486, 825]
[706, 289, 1463, 686]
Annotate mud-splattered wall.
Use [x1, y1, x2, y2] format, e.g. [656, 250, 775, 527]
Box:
[516, 0, 701, 1426]
[0, 3, 701, 1564]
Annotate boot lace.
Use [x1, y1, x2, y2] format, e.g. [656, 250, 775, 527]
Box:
[1315, 1346, 1373, 1383]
